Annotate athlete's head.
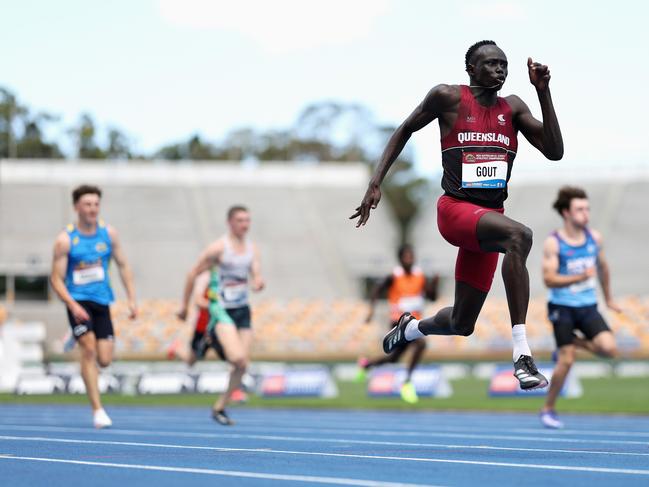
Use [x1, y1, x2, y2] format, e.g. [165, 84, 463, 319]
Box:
[465, 40, 508, 90]
[398, 243, 415, 271]
[227, 205, 250, 238]
[553, 186, 590, 228]
[72, 184, 102, 226]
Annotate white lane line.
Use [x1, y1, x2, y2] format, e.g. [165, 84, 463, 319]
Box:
[1, 433, 648, 458]
[3, 412, 649, 437]
[1, 438, 649, 477]
[1, 424, 648, 447]
[0, 454, 438, 487]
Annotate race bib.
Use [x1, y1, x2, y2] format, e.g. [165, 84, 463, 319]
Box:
[222, 283, 248, 303]
[398, 295, 424, 313]
[73, 265, 105, 285]
[461, 152, 508, 189]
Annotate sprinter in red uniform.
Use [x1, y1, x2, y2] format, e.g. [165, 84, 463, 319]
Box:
[350, 40, 564, 389]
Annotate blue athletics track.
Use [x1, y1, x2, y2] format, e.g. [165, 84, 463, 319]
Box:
[0, 404, 648, 486]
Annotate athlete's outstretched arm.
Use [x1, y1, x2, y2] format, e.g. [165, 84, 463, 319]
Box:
[542, 236, 594, 288]
[592, 230, 622, 312]
[365, 276, 393, 323]
[350, 84, 456, 227]
[509, 58, 563, 161]
[108, 226, 138, 319]
[178, 241, 222, 320]
[50, 232, 90, 324]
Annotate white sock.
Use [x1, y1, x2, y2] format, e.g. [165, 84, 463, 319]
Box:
[512, 324, 532, 361]
[405, 319, 424, 341]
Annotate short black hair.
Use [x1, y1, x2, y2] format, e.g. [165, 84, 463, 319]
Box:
[227, 205, 249, 220]
[398, 243, 414, 260]
[465, 40, 497, 70]
[72, 184, 102, 204]
[553, 186, 588, 217]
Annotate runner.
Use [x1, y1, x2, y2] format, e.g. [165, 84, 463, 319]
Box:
[178, 205, 264, 424]
[540, 186, 619, 428]
[358, 244, 438, 403]
[50, 184, 138, 428]
[350, 40, 564, 389]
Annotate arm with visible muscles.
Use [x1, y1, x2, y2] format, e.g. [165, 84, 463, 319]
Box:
[50, 233, 90, 324]
[592, 230, 622, 312]
[108, 226, 138, 319]
[508, 58, 564, 161]
[542, 236, 595, 288]
[178, 241, 222, 321]
[350, 84, 458, 226]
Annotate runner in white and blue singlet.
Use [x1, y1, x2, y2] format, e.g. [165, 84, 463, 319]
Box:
[540, 186, 620, 429]
[178, 205, 264, 425]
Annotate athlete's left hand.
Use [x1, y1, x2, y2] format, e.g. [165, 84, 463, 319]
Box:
[252, 276, 265, 292]
[128, 300, 138, 320]
[606, 299, 622, 313]
[527, 57, 551, 91]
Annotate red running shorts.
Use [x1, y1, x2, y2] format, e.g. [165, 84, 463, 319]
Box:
[437, 195, 504, 293]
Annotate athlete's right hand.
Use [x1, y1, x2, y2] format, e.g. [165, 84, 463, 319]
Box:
[582, 267, 597, 280]
[69, 302, 90, 324]
[350, 183, 381, 227]
[176, 308, 188, 321]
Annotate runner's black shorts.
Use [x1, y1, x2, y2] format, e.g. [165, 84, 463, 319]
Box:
[66, 300, 114, 341]
[547, 303, 610, 348]
[225, 306, 252, 329]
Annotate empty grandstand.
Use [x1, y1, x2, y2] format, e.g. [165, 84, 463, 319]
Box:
[1, 160, 648, 361]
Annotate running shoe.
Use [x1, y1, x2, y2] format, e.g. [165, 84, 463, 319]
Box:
[212, 409, 235, 426]
[355, 357, 369, 382]
[400, 381, 419, 404]
[230, 388, 248, 403]
[62, 332, 76, 353]
[513, 355, 548, 390]
[382, 312, 413, 354]
[540, 410, 564, 429]
[93, 408, 113, 429]
[166, 338, 182, 360]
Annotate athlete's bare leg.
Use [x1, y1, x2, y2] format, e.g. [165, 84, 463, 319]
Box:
[573, 331, 617, 358]
[213, 324, 247, 412]
[417, 281, 488, 336]
[474, 211, 533, 326]
[405, 339, 426, 382]
[78, 332, 102, 411]
[543, 344, 575, 411]
[96, 338, 114, 368]
[365, 343, 408, 368]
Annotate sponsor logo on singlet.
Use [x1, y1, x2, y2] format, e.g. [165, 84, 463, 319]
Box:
[457, 132, 510, 146]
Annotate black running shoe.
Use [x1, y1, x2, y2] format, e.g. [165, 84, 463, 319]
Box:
[382, 312, 414, 354]
[513, 355, 548, 390]
[212, 409, 235, 426]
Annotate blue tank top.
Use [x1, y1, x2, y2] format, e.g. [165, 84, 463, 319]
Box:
[64, 221, 114, 305]
[548, 229, 598, 307]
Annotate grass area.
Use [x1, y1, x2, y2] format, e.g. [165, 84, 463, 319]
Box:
[1, 377, 648, 414]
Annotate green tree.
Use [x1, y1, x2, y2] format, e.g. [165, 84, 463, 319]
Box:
[72, 113, 105, 159]
[0, 87, 26, 158]
[16, 112, 63, 158]
[106, 127, 131, 160]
